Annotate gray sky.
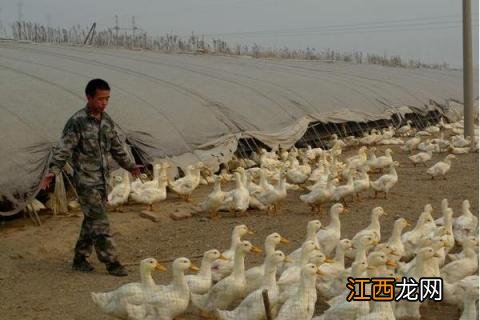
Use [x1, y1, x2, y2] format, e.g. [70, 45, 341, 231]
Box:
[1, 0, 478, 67]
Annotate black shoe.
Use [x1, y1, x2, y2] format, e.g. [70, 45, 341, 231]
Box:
[106, 261, 128, 277]
[72, 256, 94, 272]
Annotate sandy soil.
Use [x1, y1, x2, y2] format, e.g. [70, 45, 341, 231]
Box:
[0, 144, 478, 320]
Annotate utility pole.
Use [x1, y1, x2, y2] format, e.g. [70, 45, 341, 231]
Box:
[132, 16, 137, 38]
[114, 15, 119, 46]
[462, 0, 475, 139]
[17, 1, 23, 22]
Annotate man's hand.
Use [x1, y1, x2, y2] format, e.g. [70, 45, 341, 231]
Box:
[40, 172, 55, 190]
[129, 165, 143, 178]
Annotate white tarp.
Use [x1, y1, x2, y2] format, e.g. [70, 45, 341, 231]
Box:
[0, 41, 477, 215]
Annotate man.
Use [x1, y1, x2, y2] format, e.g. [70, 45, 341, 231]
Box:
[41, 79, 141, 277]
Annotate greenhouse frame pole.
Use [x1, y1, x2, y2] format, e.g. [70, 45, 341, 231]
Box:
[462, 0, 475, 138]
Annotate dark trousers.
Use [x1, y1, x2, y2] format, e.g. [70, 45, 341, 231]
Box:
[74, 186, 118, 264]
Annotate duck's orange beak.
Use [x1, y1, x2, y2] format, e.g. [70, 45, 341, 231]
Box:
[189, 263, 200, 272]
[155, 263, 167, 272]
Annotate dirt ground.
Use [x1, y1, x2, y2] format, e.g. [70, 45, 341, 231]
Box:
[0, 144, 478, 320]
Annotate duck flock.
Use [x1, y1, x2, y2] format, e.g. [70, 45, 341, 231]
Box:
[86, 117, 479, 320]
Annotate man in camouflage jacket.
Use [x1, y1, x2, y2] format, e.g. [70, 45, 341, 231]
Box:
[41, 79, 141, 277]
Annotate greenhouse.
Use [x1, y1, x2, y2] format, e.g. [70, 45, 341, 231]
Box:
[0, 40, 476, 215]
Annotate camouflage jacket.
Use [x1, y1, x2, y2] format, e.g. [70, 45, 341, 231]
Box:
[49, 106, 136, 189]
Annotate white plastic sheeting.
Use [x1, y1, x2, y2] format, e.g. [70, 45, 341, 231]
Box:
[0, 41, 476, 215]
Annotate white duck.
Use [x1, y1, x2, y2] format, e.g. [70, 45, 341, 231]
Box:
[168, 162, 204, 201]
[426, 154, 456, 179]
[449, 145, 472, 154]
[319, 261, 370, 320]
[130, 164, 161, 192]
[397, 120, 413, 136]
[316, 239, 352, 298]
[443, 275, 479, 308]
[211, 224, 253, 281]
[300, 175, 338, 214]
[186, 249, 227, 295]
[345, 233, 378, 262]
[278, 241, 320, 290]
[90, 258, 167, 319]
[286, 158, 312, 184]
[316, 203, 345, 256]
[386, 217, 410, 259]
[331, 169, 355, 206]
[441, 236, 479, 283]
[192, 241, 262, 316]
[275, 263, 321, 320]
[370, 161, 399, 199]
[257, 172, 287, 215]
[425, 122, 440, 134]
[130, 175, 168, 211]
[147, 257, 199, 320]
[346, 146, 368, 169]
[451, 135, 471, 148]
[453, 200, 479, 244]
[323, 259, 369, 308]
[402, 207, 435, 258]
[198, 176, 229, 219]
[401, 133, 422, 152]
[244, 232, 289, 294]
[366, 250, 396, 278]
[398, 234, 446, 277]
[276, 251, 327, 307]
[107, 169, 131, 211]
[459, 280, 480, 320]
[216, 250, 287, 320]
[366, 148, 393, 172]
[351, 207, 386, 245]
[395, 247, 440, 320]
[408, 150, 433, 166]
[287, 220, 323, 264]
[353, 166, 370, 201]
[221, 172, 250, 217]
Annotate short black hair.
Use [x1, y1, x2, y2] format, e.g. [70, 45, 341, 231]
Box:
[85, 79, 110, 97]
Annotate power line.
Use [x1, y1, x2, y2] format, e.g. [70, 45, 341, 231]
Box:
[220, 21, 480, 39]
[195, 14, 479, 38]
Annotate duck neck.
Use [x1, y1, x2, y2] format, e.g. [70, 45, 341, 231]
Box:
[230, 233, 242, 252]
[355, 245, 368, 263]
[265, 240, 276, 256]
[140, 268, 156, 288]
[172, 267, 188, 290]
[389, 223, 404, 244]
[262, 261, 278, 288]
[462, 204, 473, 218]
[232, 249, 246, 279]
[368, 212, 380, 232]
[198, 257, 213, 278]
[328, 210, 341, 232]
[390, 165, 397, 177]
[305, 228, 317, 244]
